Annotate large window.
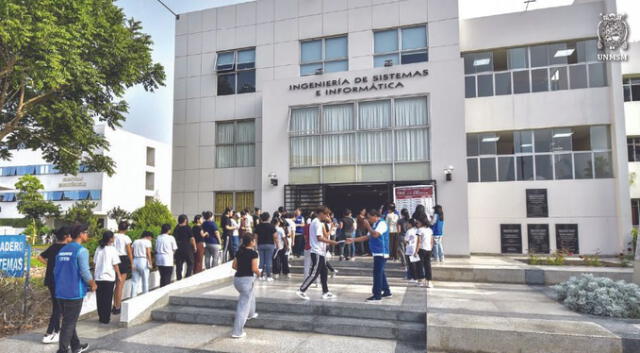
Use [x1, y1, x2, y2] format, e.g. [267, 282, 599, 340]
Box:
[624, 77, 640, 102]
[42, 190, 102, 201]
[374, 25, 428, 67]
[216, 48, 256, 95]
[216, 120, 255, 168]
[289, 97, 429, 183]
[463, 39, 606, 98]
[467, 125, 613, 182]
[214, 191, 254, 222]
[300, 35, 348, 76]
[628, 137, 640, 162]
[0, 164, 89, 177]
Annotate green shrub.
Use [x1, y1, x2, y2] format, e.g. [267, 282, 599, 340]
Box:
[553, 274, 640, 318]
[130, 199, 175, 230]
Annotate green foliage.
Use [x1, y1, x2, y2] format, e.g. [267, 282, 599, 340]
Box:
[15, 175, 60, 222]
[0, 218, 31, 227]
[545, 249, 569, 266]
[107, 206, 131, 224]
[632, 228, 638, 256]
[30, 255, 45, 268]
[0, 0, 165, 175]
[580, 253, 602, 267]
[130, 199, 175, 231]
[528, 253, 543, 265]
[62, 200, 99, 237]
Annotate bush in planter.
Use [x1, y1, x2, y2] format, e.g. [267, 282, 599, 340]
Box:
[553, 274, 640, 318]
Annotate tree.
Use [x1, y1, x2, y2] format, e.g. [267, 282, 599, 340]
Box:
[0, 0, 165, 175]
[107, 206, 131, 224]
[130, 198, 175, 231]
[63, 200, 99, 237]
[15, 175, 60, 244]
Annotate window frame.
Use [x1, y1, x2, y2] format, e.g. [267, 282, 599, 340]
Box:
[623, 77, 640, 102]
[215, 48, 256, 96]
[300, 35, 349, 76]
[373, 25, 429, 67]
[215, 119, 256, 169]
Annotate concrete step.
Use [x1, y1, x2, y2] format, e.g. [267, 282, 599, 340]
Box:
[289, 265, 408, 278]
[289, 257, 406, 270]
[152, 305, 426, 342]
[168, 294, 425, 323]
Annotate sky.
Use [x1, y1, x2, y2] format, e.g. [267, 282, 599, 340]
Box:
[116, 0, 640, 144]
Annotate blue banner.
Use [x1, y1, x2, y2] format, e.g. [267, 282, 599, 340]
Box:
[0, 235, 28, 277]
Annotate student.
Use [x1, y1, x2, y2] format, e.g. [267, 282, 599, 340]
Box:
[229, 212, 241, 258]
[284, 213, 297, 260]
[112, 221, 132, 315]
[192, 215, 207, 274]
[221, 208, 235, 261]
[292, 209, 305, 257]
[296, 206, 339, 300]
[156, 224, 178, 287]
[415, 217, 434, 288]
[431, 205, 445, 263]
[130, 231, 153, 297]
[253, 212, 277, 281]
[39, 226, 71, 344]
[54, 223, 96, 353]
[174, 214, 196, 280]
[404, 219, 419, 283]
[93, 231, 121, 324]
[340, 209, 356, 261]
[231, 234, 261, 338]
[272, 217, 290, 279]
[253, 207, 261, 226]
[355, 208, 368, 256]
[240, 210, 253, 237]
[385, 204, 400, 261]
[347, 209, 391, 302]
[202, 211, 222, 268]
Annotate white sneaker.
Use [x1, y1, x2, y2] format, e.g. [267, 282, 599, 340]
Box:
[49, 332, 59, 343]
[248, 313, 259, 320]
[296, 290, 310, 300]
[426, 281, 433, 288]
[267, 277, 274, 282]
[322, 292, 337, 300]
[409, 279, 417, 283]
[42, 334, 53, 344]
[274, 274, 279, 279]
[258, 276, 265, 281]
[231, 332, 247, 338]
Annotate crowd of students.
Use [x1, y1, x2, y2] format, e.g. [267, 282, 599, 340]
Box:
[37, 203, 445, 349]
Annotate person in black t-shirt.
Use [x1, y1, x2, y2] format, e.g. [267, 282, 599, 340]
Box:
[231, 234, 260, 338]
[174, 214, 196, 280]
[192, 215, 207, 274]
[253, 212, 277, 281]
[38, 226, 71, 344]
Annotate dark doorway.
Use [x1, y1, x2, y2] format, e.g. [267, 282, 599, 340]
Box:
[325, 183, 390, 217]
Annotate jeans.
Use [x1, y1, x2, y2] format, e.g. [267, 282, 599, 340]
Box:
[57, 298, 83, 353]
[342, 232, 355, 258]
[230, 236, 240, 259]
[96, 281, 115, 324]
[130, 258, 150, 297]
[232, 276, 256, 336]
[175, 249, 194, 281]
[300, 253, 328, 293]
[257, 244, 276, 277]
[418, 249, 433, 280]
[432, 236, 444, 261]
[158, 266, 173, 287]
[405, 255, 415, 280]
[46, 285, 61, 334]
[372, 256, 391, 299]
[205, 243, 221, 269]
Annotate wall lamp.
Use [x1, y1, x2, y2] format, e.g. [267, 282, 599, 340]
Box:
[268, 172, 278, 186]
[444, 165, 454, 182]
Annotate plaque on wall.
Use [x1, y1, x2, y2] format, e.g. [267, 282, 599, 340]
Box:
[526, 189, 548, 218]
[500, 224, 522, 254]
[527, 224, 550, 254]
[555, 224, 579, 254]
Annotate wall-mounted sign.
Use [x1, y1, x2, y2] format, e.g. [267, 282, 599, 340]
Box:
[288, 69, 429, 97]
[393, 185, 435, 216]
[556, 224, 579, 254]
[527, 224, 550, 254]
[526, 189, 548, 218]
[500, 224, 522, 254]
[58, 176, 87, 188]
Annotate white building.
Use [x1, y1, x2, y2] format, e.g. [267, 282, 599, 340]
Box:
[0, 125, 171, 229]
[172, 0, 636, 256]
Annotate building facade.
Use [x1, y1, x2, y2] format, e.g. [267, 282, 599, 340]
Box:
[0, 125, 171, 229]
[172, 0, 634, 255]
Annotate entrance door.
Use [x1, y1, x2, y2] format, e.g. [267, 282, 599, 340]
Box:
[325, 183, 390, 217]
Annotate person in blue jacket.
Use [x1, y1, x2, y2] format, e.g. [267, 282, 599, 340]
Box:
[54, 223, 96, 353]
[431, 205, 445, 263]
[347, 209, 392, 302]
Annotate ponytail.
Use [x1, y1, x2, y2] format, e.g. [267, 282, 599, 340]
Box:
[100, 230, 114, 249]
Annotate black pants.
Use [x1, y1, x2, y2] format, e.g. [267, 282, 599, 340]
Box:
[175, 250, 194, 281]
[57, 298, 83, 353]
[300, 253, 328, 293]
[159, 266, 173, 287]
[418, 249, 432, 280]
[326, 261, 335, 273]
[272, 248, 290, 275]
[293, 234, 304, 256]
[46, 285, 61, 334]
[96, 281, 115, 324]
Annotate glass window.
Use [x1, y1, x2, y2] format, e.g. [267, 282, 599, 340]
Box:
[628, 137, 640, 162]
[323, 134, 355, 165]
[516, 156, 534, 180]
[477, 74, 494, 97]
[479, 133, 498, 155]
[576, 39, 598, 62]
[467, 134, 479, 156]
[498, 156, 515, 181]
[548, 42, 569, 65]
[569, 64, 588, 89]
[301, 36, 348, 76]
[357, 131, 393, 163]
[534, 129, 552, 153]
[290, 107, 320, 134]
[531, 68, 548, 92]
[549, 67, 568, 91]
[237, 71, 256, 93]
[395, 129, 428, 161]
[324, 104, 354, 132]
[217, 74, 235, 95]
[508, 47, 528, 70]
[216, 48, 256, 95]
[633, 82, 640, 102]
[493, 49, 508, 71]
[401, 50, 428, 64]
[514, 130, 533, 153]
[395, 97, 428, 127]
[624, 83, 631, 101]
[325, 60, 348, 73]
[216, 120, 256, 168]
[374, 26, 428, 67]
[495, 72, 512, 95]
[301, 40, 322, 63]
[237, 49, 255, 69]
[359, 100, 391, 130]
[290, 136, 320, 167]
[594, 152, 613, 178]
[301, 63, 322, 76]
[572, 126, 590, 151]
[467, 158, 479, 182]
[480, 157, 497, 182]
[588, 63, 606, 87]
[590, 125, 610, 150]
[513, 70, 530, 94]
[325, 36, 347, 59]
[574, 152, 593, 179]
[374, 30, 398, 53]
[496, 131, 514, 155]
[472, 52, 492, 73]
[465, 76, 476, 98]
[530, 44, 549, 67]
[535, 155, 553, 180]
[552, 128, 573, 152]
[554, 154, 573, 179]
[215, 52, 235, 71]
[402, 26, 427, 50]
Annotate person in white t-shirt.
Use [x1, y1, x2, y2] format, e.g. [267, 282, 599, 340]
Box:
[130, 231, 153, 297]
[385, 204, 400, 261]
[272, 218, 290, 278]
[155, 224, 178, 287]
[404, 219, 420, 283]
[296, 206, 339, 300]
[415, 217, 433, 288]
[93, 231, 121, 324]
[112, 221, 133, 315]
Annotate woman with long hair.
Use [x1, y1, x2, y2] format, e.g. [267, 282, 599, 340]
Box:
[130, 231, 153, 297]
[431, 205, 445, 263]
[231, 234, 261, 338]
[192, 214, 207, 274]
[93, 231, 121, 324]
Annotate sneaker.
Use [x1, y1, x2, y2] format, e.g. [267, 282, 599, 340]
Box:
[408, 279, 418, 283]
[296, 290, 310, 300]
[426, 281, 434, 288]
[365, 296, 381, 303]
[42, 333, 54, 344]
[74, 343, 90, 353]
[231, 332, 246, 339]
[258, 276, 265, 281]
[381, 293, 393, 299]
[350, 257, 356, 262]
[322, 292, 337, 300]
[274, 274, 280, 279]
[267, 277, 274, 282]
[248, 313, 259, 320]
